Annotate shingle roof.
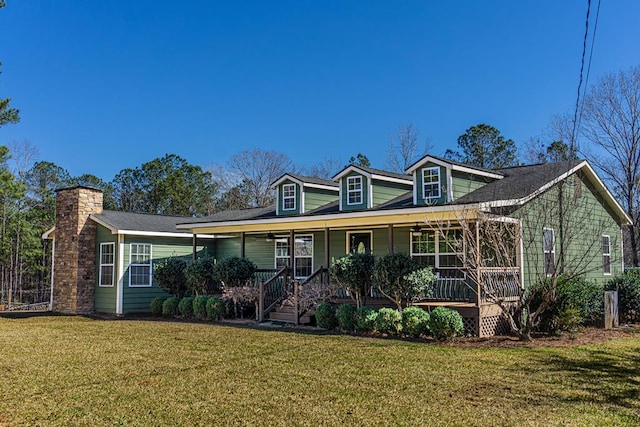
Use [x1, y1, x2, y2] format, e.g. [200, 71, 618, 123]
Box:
[452, 160, 583, 205]
[92, 210, 193, 234]
[286, 173, 339, 188]
[422, 154, 505, 176]
[176, 205, 277, 225]
[356, 166, 412, 181]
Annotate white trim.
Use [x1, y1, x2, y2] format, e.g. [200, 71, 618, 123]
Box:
[275, 186, 280, 215]
[412, 171, 418, 205]
[446, 167, 454, 202]
[602, 234, 612, 275]
[543, 227, 555, 277]
[422, 167, 441, 201]
[405, 155, 504, 179]
[177, 202, 484, 230]
[271, 174, 339, 192]
[99, 242, 115, 287]
[49, 237, 55, 311]
[621, 227, 625, 271]
[116, 235, 124, 315]
[128, 243, 153, 287]
[410, 229, 463, 269]
[274, 234, 314, 278]
[89, 215, 216, 238]
[518, 219, 525, 289]
[304, 182, 340, 192]
[300, 188, 306, 213]
[282, 183, 296, 211]
[346, 175, 363, 206]
[346, 230, 373, 254]
[42, 226, 55, 240]
[369, 180, 374, 209]
[333, 165, 412, 185]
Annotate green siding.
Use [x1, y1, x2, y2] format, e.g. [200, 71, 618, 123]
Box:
[371, 180, 412, 207]
[121, 235, 206, 314]
[415, 163, 447, 205]
[245, 235, 276, 269]
[451, 171, 492, 199]
[341, 172, 369, 211]
[304, 188, 338, 212]
[94, 225, 117, 314]
[513, 172, 623, 288]
[277, 180, 301, 216]
[214, 237, 241, 260]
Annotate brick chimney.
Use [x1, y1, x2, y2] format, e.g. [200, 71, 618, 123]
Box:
[52, 186, 103, 314]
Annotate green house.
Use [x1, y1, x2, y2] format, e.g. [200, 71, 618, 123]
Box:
[47, 155, 630, 336]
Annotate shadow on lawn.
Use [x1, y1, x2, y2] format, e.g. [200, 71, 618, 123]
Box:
[530, 344, 640, 421]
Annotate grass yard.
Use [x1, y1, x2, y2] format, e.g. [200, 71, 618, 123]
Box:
[0, 315, 638, 426]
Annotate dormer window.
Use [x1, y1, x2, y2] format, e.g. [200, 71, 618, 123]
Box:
[422, 167, 440, 200]
[347, 176, 363, 205]
[282, 183, 296, 211]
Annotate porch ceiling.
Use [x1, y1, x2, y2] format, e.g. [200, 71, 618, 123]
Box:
[181, 209, 479, 234]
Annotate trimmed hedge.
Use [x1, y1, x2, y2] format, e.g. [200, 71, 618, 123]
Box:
[178, 297, 194, 318]
[429, 307, 464, 340]
[206, 296, 227, 321]
[375, 308, 402, 335]
[315, 302, 337, 329]
[162, 297, 180, 318]
[606, 271, 640, 323]
[336, 304, 357, 332]
[150, 296, 167, 317]
[193, 296, 209, 320]
[402, 306, 430, 337]
[355, 306, 377, 333]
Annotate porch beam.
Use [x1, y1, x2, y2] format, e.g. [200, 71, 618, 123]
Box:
[192, 234, 197, 262]
[289, 229, 295, 272]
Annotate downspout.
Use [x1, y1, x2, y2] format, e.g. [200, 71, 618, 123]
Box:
[116, 234, 125, 315]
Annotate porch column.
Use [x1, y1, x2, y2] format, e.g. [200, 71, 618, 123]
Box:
[324, 227, 330, 268]
[475, 222, 482, 308]
[240, 232, 246, 258]
[289, 229, 295, 272]
[192, 234, 197, 262]
[387, 224, 394, 254]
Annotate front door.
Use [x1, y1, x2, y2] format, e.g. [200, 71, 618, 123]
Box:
[348, 231, 372, 254]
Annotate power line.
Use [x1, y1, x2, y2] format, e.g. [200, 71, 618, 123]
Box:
[576, 0, 602, 138]
[570, 0, 594, 152]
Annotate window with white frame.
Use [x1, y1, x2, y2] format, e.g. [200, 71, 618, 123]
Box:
[99, 243, 115, 287]
[274, 235, 313, 277]
[282, 183, 296, 211]
[347, 176, 363, 205]
[129, 243, 152, 287]
[411, 230, 463, 269]
[543, 228, 555, 276]
[602, 235, 611, 275]
[422, 167, 440, 200]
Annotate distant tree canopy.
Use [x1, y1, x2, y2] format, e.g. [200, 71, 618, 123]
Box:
[348, 153, 371, 168]
[445, 124, 518, 169]
[112, 154, 216, 216]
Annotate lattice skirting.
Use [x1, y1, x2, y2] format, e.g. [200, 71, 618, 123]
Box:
[480, 314, 510, 337]
[462, 317, 477, 337]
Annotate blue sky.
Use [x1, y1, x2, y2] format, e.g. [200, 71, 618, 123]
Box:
[1, 1, 639, 180]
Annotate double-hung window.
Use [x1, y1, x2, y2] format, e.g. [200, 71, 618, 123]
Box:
[130, 243, 152, 287]
[99, 243, 115, 287]
[543, 228, 555, 276]
[602, 235, 611, 275]
[422, 167, 440, 200]
[347, 176, 363, 205]
[282, 183, 296, 211]
[274, 235, 313, 278]
[411, 230, 462, 269]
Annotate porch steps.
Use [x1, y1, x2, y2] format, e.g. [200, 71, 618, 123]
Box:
[267, 304, 312, 324]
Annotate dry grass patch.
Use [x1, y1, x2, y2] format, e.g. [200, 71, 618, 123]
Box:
[0, 315, 638, 426]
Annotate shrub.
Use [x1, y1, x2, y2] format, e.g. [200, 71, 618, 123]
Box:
[373, 253, 435, 311]
[606, 272, 640, 323]
[539, 276, 604, 333]
[150, 296, 167, 316]
[401, 306, 430, 337]
[185, 257, 219, 295]
[330, 253, 375, 308]
[154, 257, 188, 298]
[222, 286, 260, 318]
[429, 307, 464, 340]
[214, 256, 257, 288]
[355, 306, 378, 333]
[336, 304, 357, 332]
[375, 307, 402, 335]
[206, 296, 227, 321]
[178, 297, 194, 318]
[192, 295, 209, 320]
[315, 302, 337, 329]
[162, 297, 180, 318]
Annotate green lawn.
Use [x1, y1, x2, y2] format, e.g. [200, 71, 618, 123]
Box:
[0, 315, 638, 426]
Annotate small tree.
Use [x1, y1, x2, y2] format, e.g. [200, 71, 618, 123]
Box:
[373, 253, 436, 311]
[154, 257, 188, 298]
[329, 253, 375, 309]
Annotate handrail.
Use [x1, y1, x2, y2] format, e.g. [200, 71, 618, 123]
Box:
[260, 267, 291, 318]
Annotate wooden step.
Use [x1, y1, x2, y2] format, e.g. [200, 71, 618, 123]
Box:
[268, 311, 298, 323]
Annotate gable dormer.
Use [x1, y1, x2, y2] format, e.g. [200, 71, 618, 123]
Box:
[271, 173, 339, 216]
[333, 165, 413, 211]
[405, 155, 503, 206]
